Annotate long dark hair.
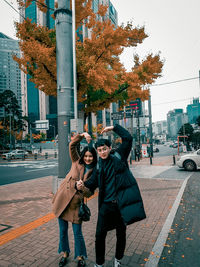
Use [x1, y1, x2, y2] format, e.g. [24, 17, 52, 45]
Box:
[79, 146, 97, 166]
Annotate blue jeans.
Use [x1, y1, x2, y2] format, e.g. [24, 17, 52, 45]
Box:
[58, 218, 87, 259]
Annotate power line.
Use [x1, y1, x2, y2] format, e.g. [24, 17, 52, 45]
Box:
[2, 0, 26, 20]
[151, 76, 199, 87]
[153, 96, 200, 106]
[3, 0, 54, 21]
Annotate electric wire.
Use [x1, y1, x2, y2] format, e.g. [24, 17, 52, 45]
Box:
[2, 0, 26, 20]
[153, 96, 200, 106]
[152, 76, 199, 87]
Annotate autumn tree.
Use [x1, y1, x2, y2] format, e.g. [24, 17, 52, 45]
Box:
[14, 0, 163, 116]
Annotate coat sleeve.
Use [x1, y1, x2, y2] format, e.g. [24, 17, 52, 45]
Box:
[81, 170, 95, 198]
[84, 167, 99, 193]
[113, 124, 133, 160]
[69, 134, 84, 162]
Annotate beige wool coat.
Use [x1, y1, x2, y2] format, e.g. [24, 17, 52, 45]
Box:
[52, 134, 93, 224]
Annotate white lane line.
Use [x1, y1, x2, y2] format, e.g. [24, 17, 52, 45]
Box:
[145, 173, 192, 267]
[26, 168, 53, 172]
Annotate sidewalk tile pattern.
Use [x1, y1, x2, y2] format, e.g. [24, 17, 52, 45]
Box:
[0, 170, 183, 266]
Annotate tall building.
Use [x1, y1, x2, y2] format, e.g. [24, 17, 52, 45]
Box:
[186, 98, 200, 124]
[0, 33, 21, 117]
[20, 0, 55, 136]
[167, 109, 188, 139]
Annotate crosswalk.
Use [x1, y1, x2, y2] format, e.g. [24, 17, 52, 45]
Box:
[0, 159, 58, 170]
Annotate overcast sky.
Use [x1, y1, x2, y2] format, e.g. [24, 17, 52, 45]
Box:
[1, 0, 200, 122]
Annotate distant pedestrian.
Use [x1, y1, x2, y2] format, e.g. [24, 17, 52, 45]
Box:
[39, 146, 42, 153]
[52, 132, 97, 267]
[134, 147, 140, 161]
[77, 124, 146, 267]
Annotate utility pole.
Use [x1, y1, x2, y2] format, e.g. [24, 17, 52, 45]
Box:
[72, 0, 78, 120]
[148, 94, 153, 164]
[54, 0, 74, 179]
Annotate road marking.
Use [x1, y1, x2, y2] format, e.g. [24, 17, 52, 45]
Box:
[145, 173, 192, 267]
[0, 191, 98, 246]
[26, 168, 54, 172]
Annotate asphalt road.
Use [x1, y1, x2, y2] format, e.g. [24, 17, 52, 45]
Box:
[0, 159, 58, 185]
[153, 144, 179, 157]
[158, 171, 200, 267]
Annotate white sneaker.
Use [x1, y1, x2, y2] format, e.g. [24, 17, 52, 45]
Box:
[114, 258, 121, 267]
[94, 264, 103, 267]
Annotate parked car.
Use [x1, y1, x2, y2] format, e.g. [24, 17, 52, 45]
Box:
[177, 149, 200, 171]
[2, 149, 28, 160]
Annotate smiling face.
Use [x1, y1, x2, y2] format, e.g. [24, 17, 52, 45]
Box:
[83, 151, 94, 165]
[96, 145, 111, 160]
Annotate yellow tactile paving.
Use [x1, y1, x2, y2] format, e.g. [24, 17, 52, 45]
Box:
[0, 191, 98, 246]
[0, 213, 55, 246]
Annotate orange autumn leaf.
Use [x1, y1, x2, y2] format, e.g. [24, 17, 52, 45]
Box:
[182, 255, 185, 258]
[150, 251, 155, 255]
[14, 0, 163, 114]
[144, 258, 149, 262]
[186, 237, 193, 240]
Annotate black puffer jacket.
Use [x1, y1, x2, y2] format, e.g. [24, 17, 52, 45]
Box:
[84, 124, 146, 225]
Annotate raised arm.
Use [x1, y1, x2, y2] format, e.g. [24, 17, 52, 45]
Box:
[113, 124, 133, 160]
[101, 124, 133, 160]
[69, 132, 92, 162]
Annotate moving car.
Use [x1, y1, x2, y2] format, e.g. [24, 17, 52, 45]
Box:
[2, 149, 28, 160]
[177, 149, 200, 171]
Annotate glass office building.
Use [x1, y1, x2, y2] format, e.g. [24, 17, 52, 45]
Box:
[25, 1, 40, 124]
[0, 33, 21, 118]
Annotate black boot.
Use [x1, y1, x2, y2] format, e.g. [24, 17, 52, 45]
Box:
[59, 255, 68, 267]
[77, 257, 86, 267]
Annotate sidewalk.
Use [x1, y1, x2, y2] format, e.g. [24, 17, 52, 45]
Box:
[0, 156, 197, 266]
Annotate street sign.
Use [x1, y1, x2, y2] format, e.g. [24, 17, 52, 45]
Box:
[35, 120, 49, 130]
[111, 112, 123, 120]
[70, 119, 84, 133]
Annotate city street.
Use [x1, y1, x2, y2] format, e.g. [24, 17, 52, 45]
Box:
[0, 145, 191, 186]
[0, 155, 199, 266]
[0, 159, 58, 185]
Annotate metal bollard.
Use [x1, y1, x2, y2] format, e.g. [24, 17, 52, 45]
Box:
[34, 153, 37, 160]
[45, 152, 48, 159]
[54, 152, 57, 158]
[173, 154, 176, 165]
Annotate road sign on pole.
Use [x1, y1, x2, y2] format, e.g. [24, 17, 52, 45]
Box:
[35, 120, 49, 130]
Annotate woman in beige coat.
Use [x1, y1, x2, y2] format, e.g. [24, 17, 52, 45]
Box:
[52, 132, 97, 267]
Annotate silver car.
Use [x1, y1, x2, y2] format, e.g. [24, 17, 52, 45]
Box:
[2, 149, 28, 160]
[177, 149, 200, 171]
